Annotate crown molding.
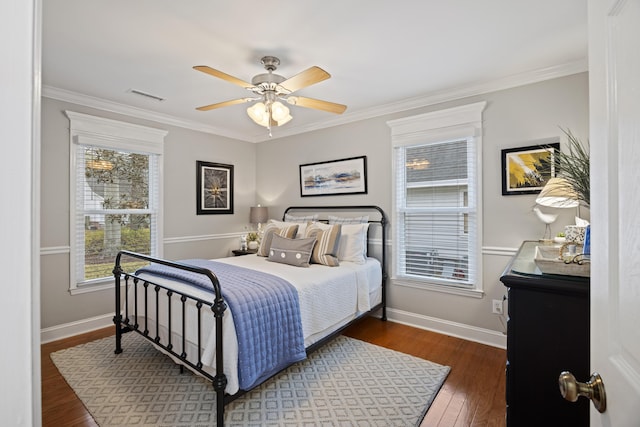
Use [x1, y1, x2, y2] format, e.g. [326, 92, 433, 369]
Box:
[42, 86, 249, 142]
[259, 59, 588, 142]
[43, 59, 587, 144]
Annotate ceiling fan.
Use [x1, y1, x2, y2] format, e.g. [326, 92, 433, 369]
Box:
[193, 56, 347, 132]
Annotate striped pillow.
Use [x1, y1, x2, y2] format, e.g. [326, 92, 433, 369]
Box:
[328, 215, 369, 224]
[304, 223, 341, 266]
[257, 223, 299, 257]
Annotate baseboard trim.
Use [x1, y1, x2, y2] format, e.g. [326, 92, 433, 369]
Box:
[41, 309, 506, 349]
[386, 308, 507, 349]
[41, 313, 113, 344]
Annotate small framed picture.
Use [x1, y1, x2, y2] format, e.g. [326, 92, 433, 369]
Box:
[299, 156, 367, 197]
[196, 161, 233, 214]
[501, 142, 559, 196]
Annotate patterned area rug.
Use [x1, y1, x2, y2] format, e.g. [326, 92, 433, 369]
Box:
[51, 332, 450, 427]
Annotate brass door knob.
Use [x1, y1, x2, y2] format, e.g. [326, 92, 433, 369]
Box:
[558, 371, 607, 413]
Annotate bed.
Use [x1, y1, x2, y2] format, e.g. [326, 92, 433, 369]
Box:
[113, 205, 387, 426]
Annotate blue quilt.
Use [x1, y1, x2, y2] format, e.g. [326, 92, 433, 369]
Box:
[136, 259, 306, 390]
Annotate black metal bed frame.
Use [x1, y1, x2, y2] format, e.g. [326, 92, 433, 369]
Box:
[113, 205, 387, 427]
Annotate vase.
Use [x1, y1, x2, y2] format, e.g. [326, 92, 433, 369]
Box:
[248, 241, 259, 250]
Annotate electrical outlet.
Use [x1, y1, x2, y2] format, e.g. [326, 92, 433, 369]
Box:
[492, 299, 503, 315]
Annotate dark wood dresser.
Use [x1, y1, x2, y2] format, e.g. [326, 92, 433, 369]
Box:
[500, 240, 590, 426]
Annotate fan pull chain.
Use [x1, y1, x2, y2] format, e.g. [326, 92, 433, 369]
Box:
[267, 103, 273, 137]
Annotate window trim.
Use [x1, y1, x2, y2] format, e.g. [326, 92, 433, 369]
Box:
[66, 111, 167, 294]
[387, 102, 486, 296]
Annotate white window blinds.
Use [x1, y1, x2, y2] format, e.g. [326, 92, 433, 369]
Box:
[67, 111, 166, 291]
[388, 102, 485, 291]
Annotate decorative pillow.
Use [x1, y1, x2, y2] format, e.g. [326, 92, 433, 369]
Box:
[328, 215, 369, 224]
[268, 219, 308, 238]
[257, 223, 299, 257]
[284, 213, 318, 223]
[337, 223, 370, 264]
[267, 234, 316, 267]
[304, 223, 341, 266]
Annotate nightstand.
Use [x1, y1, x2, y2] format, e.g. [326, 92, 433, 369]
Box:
[231, 249, 257, 256]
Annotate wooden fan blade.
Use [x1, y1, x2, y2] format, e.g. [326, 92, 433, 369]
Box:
[288, 96, 347, 114]
[196, 98, 253, 111]
[193, 65, 254, 89]
[278, 66, 330, 94]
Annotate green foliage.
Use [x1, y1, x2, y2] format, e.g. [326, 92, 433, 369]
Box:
[85, 148, 150, 227]
[556, 128, 590, 207]
[85, 260, 149, 280]
[85, 228, 150, 261]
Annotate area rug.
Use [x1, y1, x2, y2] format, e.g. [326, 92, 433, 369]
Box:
[51, 332, 450, 427]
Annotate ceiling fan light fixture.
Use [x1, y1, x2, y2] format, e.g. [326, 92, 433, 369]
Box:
[247, 102, 269, 126]
[195, 56, 345, 134]
[270, 101, 290, 121]
[276, 113, 292, 126]
[247, 100, 293, 127]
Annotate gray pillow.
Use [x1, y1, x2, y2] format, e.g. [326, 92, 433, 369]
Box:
[257, 222, 299, 257]
[267, 234, 316, 267]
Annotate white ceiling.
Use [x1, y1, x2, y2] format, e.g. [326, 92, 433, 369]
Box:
[42, 1, 588, 143]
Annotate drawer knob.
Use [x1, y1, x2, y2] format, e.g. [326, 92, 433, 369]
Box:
[558, 371, 607, 413]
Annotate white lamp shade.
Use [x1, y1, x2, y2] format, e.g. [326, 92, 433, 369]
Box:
[247, 102, 269, 127]
[536, 177, 579, 208]
[247, 101, 292, 127]
[270, 102, 289, 121]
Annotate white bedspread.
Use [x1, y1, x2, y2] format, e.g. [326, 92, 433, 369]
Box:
[131, 255, 381, 394]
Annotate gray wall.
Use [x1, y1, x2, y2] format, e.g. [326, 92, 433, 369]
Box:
[40, 98, 257, 328]
[40, 72, 589, 336]
[256, 72, 589, 333]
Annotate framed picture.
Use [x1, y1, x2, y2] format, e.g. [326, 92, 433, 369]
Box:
[501, 142, 559, 195]
[299, 156, 368, 197]
[196, 161, 233, 214]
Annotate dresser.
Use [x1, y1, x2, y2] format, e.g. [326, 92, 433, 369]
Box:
[500, 240, 590, 426]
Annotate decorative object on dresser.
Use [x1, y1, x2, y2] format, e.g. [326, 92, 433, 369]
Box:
[196, 161, 234, 215]
[299, 156, 367, 197]
[501, 141, 559, 196]
[112, 205, 387, 427]
[553, 128, 590, 208]
[500, 240, 589, 426]
[534, 177, 580, 241]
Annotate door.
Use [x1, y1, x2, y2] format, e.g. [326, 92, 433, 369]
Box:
[588, 0, 640, 425]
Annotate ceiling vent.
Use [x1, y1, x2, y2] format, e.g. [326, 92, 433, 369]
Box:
[127, 89, 165, 102]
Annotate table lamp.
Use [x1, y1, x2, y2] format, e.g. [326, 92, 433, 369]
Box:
[249, 205, 269, 234]
[534, 178, 579, 241]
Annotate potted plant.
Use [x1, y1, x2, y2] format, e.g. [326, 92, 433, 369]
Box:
[555, 128, 590, 208]
[246, 231, 259, 250]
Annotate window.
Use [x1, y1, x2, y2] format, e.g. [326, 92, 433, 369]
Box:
[388, 102, 486, 296]
[67, 112, 167, 293]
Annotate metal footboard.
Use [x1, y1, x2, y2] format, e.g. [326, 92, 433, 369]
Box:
[113, 250, 228, 427]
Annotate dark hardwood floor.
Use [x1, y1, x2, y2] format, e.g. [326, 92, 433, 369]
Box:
[42, 316, 506, 426]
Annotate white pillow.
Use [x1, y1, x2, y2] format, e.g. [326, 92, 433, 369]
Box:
[268, 219, 308, 238]
[284, 213, 318, 223]
[337, 223, 369, 264]
[328, 215, 369, 224]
